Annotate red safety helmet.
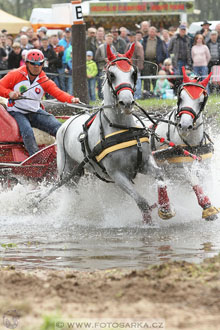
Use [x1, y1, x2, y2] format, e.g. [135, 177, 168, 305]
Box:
[25, 49, 44, 65]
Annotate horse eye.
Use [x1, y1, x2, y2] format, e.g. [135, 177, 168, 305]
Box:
[109, 72, 115, 81]
[132, 71, 137, 82]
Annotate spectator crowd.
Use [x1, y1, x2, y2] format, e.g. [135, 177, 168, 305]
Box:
[1, 20, 220, 102]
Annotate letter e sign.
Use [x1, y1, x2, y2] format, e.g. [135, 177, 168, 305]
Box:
[71, 1, 84, 24]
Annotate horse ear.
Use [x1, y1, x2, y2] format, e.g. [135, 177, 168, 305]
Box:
[200, 72, 212, 87]
[182, 66, 191, 83]
[107, 44, 116, 62]
[124, 43, 135, 59]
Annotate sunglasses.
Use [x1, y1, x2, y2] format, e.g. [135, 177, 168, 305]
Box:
[27, 61, 44, 66]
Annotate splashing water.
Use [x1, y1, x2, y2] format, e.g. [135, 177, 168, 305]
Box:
[0, 135, 220, 270]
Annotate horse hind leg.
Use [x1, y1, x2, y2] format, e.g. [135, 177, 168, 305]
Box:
[193, 185, 220, 221]
[57, 138, 82, 189]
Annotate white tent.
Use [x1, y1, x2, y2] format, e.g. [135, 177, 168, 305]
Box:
[0, 9, 31, 34]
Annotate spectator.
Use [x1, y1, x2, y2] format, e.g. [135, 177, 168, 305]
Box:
[31, 37, 41, 50]
[26, 27, 34, 44]
[40, 36, 60, 96]
[0, 33, 10, 55]
[191, 34, 211, 79]
[1, 29, 7, 36]
[119, 27, 129, 44]
[37, 27, 48, 41]
[142, 26, 167, 92]
[86, 50, 98, 101]
[215, 23, 220, 42]
[0, 38, 7, 76]
[136, 30, 143, 44]
[125, 31, 144, 99]
[20, 35, 33, 50]
[168, 26, 176, 37]
[95, 33, 116, 99]
[162, 58, 177, 92]
[86, 27, 97, 55]
[14, 26, 28, 43]
[58, 27, 72, 92]
[57, 30, 64, 41]
[154, 69, 172, 99]
[161, 29, 171, 52]
[20, 49, 28, 67]
[6, 35, 13, 53]
[140, 21, 150, 37]
[196, 20, 212, 44]
[64, 47, 73, 95]
[8, 42, 22, 69]
[50, 34, 64, 88]
[168, 24, 192, 75]
[95, 27, 105, 49]
[111, 26, 127, 54]
[207, 30, 220, 73]
[40, 36, 58, 75]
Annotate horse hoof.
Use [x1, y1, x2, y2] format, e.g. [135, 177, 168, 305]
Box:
[158, 207, 175, 220]
[202, 206, 220, 221]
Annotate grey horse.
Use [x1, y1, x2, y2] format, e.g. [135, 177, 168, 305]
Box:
[56, 44, 175, 224]
[144, 67, 219, 221]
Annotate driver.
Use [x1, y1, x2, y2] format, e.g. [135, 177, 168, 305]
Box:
[0, 49, 80, 156]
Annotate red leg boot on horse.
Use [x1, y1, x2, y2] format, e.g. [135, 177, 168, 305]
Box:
[193, 185, 220, 221]
[158, 182, 176, 220]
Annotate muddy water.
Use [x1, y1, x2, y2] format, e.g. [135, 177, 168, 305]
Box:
[0, 134, 220, 270]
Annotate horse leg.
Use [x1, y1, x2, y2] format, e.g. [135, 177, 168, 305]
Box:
[184, 166, 219, 221]
[56, 136, 82, 189]
[192, 185, 219, 221]
[148, 155, 175, 220]
[109, 171, 153, 224]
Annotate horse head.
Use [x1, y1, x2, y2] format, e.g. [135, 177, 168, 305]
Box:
[105, 43, 137, 114]
[176, 66, 212, 135]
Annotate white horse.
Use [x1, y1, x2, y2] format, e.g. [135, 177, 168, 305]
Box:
[56, 44, 175, 224]
[146, 67, 219, 220]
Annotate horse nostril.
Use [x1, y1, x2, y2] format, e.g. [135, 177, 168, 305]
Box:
[119, 100, 134, 108]
[188, 125, 193, 130]
[178, 123, 182, 129]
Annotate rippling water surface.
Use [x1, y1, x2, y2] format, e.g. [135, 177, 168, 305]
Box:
[0, 132, 220, 270]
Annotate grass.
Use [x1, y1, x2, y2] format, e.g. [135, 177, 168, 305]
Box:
[133, 94, 220, 121]
[40, 313, 61, 330]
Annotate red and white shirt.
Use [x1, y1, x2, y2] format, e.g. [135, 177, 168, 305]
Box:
[0, 65, 73, 113]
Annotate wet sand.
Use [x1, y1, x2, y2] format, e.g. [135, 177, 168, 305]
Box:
[1, 254, 220, 330]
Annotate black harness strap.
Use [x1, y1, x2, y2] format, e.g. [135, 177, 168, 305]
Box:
[78, 109, 150, 181]
[90, 128, 149, 159]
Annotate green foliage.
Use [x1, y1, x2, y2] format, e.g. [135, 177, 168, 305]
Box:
[1, 243, 17, 249]
[40, 314, 61, 330]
